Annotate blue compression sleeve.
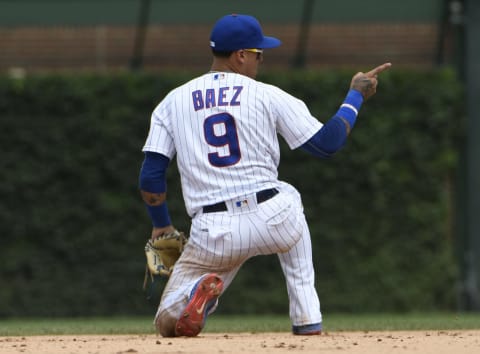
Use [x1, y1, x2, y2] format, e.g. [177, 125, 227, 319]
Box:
[139, 152, 171, 227]
[139, 151, 170, 193]
[300, 89, 364, 158]
[300, 117, 348, 158]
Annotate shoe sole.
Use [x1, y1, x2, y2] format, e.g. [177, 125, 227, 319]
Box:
[293, 330, 322, 335]
[175, 273, 223, 337]
[292, 323, 322, 336]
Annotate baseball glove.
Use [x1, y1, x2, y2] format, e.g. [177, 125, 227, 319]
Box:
[144, 229, 188, 285]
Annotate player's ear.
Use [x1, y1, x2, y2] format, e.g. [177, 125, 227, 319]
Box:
[236, 50, 247, 63]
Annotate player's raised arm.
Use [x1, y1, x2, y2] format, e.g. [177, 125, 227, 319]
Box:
[300, 63, 392, 158]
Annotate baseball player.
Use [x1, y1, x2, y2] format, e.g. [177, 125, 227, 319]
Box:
[139, 14, 391, 337]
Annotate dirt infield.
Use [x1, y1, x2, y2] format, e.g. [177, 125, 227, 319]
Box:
[1, 330, 479, 354]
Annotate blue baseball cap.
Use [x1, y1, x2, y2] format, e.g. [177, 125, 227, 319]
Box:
[210, 14, 281, 52]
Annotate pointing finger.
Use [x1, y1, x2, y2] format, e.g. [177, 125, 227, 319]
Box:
[366, 62, 392, 77]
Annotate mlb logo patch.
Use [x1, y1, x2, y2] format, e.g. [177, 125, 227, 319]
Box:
[213, 73, 225, 80]
[228, 194, 257, 214]
[235, 199, 248, 207]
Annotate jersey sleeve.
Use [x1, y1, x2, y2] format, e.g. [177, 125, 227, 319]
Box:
[142, 96, 176, 159]
[268, 85, 323, 150]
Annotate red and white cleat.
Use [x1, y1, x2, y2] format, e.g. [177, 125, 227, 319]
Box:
[175, 273, 224, 337]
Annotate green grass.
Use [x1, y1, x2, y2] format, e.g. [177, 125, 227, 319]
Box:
[0, 313, 479, 336]
[207, 313, 480, 333]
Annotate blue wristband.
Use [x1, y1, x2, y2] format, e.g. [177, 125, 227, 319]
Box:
[145, 202, 171, 228]
[344, 89, 364, 110]
[336, 89, 364, 128]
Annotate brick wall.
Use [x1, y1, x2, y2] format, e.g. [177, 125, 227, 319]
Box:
[0, 23, 447, 73]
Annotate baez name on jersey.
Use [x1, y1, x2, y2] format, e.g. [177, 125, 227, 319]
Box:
[192, 86, 243, 111]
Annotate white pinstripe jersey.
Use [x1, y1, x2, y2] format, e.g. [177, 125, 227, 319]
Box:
[142, 72, 323, 216]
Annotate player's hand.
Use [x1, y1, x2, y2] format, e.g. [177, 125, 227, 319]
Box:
[144, 227, 188, 280]
[151, 225, 176, 240]
[350, 63, 392, 100]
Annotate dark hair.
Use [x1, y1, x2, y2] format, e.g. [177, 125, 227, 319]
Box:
[211, 49, 234, 58]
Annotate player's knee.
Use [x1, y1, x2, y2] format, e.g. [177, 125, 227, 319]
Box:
[155, 313, 177, 337]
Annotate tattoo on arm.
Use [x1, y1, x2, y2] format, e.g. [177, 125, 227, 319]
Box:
[141, 190, 167, 206]
[354, 77, 374, 96]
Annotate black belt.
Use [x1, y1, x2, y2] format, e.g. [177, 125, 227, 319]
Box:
[203, 188, 279, 213]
